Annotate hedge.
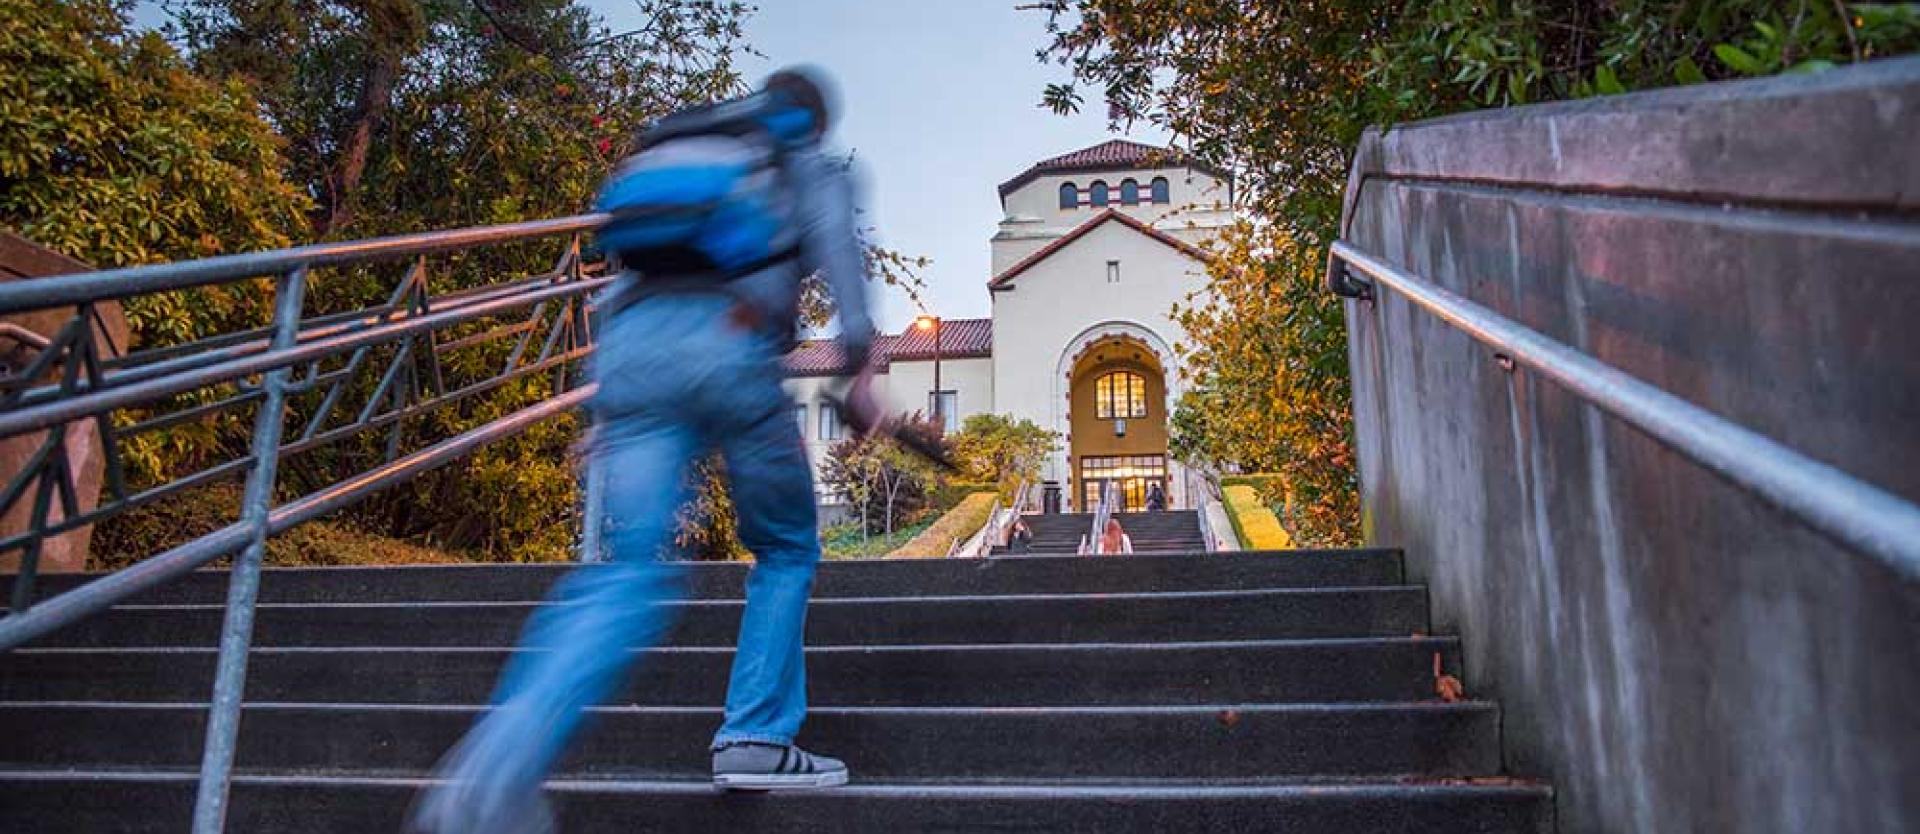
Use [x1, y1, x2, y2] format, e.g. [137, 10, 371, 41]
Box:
[1223, 484, 1292, 551]
[888, 492, 998, 558]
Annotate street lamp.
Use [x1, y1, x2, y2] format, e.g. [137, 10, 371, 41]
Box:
[914, 314, 943, 430]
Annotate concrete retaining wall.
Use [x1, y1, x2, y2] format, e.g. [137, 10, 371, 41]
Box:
[1339, 58, 1920, 832]
[0, 234, 124, 574]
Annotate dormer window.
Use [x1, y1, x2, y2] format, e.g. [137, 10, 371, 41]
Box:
[1120, 179, 1140, 205]
[1058, 182, 1080, 209]
[1090, 181, 1110, 207]
[1150, 176, 1170, 204]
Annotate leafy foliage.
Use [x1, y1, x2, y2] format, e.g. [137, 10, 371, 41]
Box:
[165, 0, 749, 240]
[821, 419, 949, 536]
[0, 0, 316, 527]
[819, 515, 934, 561]
[888, 491, 997, 558]
[1170, 222, 1357, 545]
[133, 0, 755, 562]
[1222, 484, 1292, 552]
[949, 413, 1059, 494]
[672, 455, 749, 562]
[1032, 0, 1920, 546]
[0, 0, 308, 309]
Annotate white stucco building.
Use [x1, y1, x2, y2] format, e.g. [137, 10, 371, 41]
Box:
[785, 140, 1231, 513]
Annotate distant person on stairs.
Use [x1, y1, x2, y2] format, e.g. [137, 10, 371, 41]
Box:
[1008, 518, 1033, 555]
[409, 67, 877, 834]
[1146, 483, 1166, 512]
[1101, 517, 1133, 555]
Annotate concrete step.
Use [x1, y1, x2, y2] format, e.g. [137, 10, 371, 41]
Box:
[0, 637, 1463, 705]
[6, 550, 1403, 606]
[0, 701, 1502, 781]
[0, 771, 1555, 833]
[32, 586, 1430, 648]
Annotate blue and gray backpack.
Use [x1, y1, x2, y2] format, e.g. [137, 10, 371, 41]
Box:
[593, 94, 816, 278]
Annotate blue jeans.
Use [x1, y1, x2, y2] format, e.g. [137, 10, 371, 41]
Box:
[422, 292, 821, 825]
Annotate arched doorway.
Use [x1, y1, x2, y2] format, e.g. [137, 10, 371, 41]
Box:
[1067, 335, 1168, 512]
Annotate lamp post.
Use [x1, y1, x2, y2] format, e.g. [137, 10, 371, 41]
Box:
[914, 314, 942, 430]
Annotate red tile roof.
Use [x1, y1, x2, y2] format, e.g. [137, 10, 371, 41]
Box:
[783, 339, 875, 377]
[783, 318, 994, 377]
[987, 209, 1213, 290]
[884, 317, 992, 360]
[997, 139, 1225, 199]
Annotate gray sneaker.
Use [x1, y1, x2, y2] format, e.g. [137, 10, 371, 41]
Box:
[712, 743, 850, 791]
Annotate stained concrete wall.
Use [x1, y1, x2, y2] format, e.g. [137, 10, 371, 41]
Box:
[0, 234, 124, 575]
[1339, 58, 1920, 833]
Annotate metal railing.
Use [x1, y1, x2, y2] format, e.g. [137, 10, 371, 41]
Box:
[1328, 241, 1920, 582]
[1082, 480, 1120, 555]
[0, 213, 612, 833]
[1181, 464, 1225, 552]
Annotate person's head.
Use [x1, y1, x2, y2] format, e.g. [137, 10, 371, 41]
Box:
[759, 66, 835, 145]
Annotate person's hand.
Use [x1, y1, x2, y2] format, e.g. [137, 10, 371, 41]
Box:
[841, 364, 885, 438]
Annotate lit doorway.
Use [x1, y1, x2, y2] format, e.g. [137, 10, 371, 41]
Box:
[1079, 454, 1167, 512]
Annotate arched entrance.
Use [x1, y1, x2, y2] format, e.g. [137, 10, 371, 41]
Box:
[1066, 334, 1169, 512]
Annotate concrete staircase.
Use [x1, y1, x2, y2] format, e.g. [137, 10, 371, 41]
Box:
[0, 551, 1550, 832]
[994, 509, 1207, 555]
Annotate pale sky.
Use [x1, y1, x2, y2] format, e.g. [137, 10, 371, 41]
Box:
[591, 0, 1171, 329]
[134, 1, 1172, 329]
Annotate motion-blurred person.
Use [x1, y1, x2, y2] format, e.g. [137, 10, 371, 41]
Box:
[409, 67, 876, 834]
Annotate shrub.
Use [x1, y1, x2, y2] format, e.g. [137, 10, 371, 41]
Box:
[91, 484, 462, 570]
[950, 414, 1059, 491]
[930, 480, 996, 511]
[820, 419, 950, 536]
[1223, 484, 1292, 551]
[889, 492, 998, 558]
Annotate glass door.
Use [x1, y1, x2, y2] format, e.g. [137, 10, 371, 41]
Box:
[1079, 455, 1167, 513]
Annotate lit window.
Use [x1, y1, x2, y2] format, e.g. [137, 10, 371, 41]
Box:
[1089, 181, 1110, 207]
[1150, 176, 1170, 204]
[928, 390, 958, 433]
[1094, 371, 1148, 419]
[1058, 182, 1079, 209]
[818, 402, 842, 441]
[1106, 260, 1120, 284]
[1120, 179, 1139, 205]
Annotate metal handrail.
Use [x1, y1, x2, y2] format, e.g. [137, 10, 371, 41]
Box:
[0, 214, 608, 314]
[1329, 240, 1920, 582]
[1183, 464, 1223, 552]
[962, 475, 1033, 558]
[1084, 480, 1118, 555]
[0, 214, 610, 834]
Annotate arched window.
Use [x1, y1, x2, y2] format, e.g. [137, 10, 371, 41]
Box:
[1089, 180, 1110, 207]
[1058, 182, 1079, 209]
[1120, 179, 1140, 205]
[1095, 371, 1148, 419]
[1150, 176, 1170, 204]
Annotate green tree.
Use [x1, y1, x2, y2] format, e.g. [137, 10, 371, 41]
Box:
[950, 413, 1059, 493]
[155, 0, 754, 561]
[157, 1, 923, 562]
[1032, 0, 1920, 546]
[0, 0, 308, 318]
[822, 420, 948, 537]
[0, 0, 312, 501]
[1170, 222, 1358, 545]
[165, 0, 748, 241]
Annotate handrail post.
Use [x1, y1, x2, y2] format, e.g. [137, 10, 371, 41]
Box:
[191, 266, 307, 834]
